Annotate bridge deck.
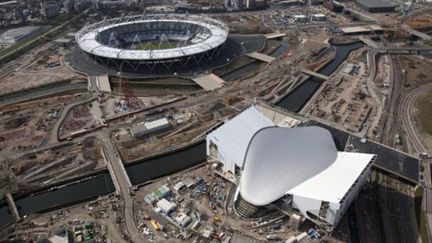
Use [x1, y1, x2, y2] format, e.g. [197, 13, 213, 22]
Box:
[300, 68, 329, 80]
[193, 74, 225, 91]
[264, 33, 287, 39]
[246, 52, 276, 63]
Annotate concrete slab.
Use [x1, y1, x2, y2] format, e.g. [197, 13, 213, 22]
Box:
[193, 74, 225, 91]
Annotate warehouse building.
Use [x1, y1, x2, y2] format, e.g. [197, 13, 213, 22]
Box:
[130, 118, 171, 138]
[356, 0, 395, 13]
[207, 106, 375, 229]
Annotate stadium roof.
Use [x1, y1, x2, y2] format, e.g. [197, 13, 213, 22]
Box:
[0, 26, 41, 44]
[239, 126, 374, 206]
[76, 15, 228, 61]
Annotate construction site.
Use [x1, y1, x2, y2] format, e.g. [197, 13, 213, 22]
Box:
[0, 1, 432, 242]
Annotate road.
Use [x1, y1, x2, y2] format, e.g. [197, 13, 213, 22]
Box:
[47, 97, 97, 144]
[98, 133, 145, 243]
[400, 83, 432, 154]
[363, 50, 384, 138]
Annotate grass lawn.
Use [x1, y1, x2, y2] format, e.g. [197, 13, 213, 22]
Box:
[415, 92, 432, 135]
[134, 41, 178, 50]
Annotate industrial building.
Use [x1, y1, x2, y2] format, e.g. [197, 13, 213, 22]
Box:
[156, 198, 177, 215]
[310, 14, 326, 22]
[0, 26, 41, 44]
[206, 106, 375, 229]
[356, 0, 396, 13]
[130, 118, 171, 138]
[293, 15, 308, 23]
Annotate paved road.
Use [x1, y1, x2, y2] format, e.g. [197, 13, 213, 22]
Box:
[47, 97, 97, 144]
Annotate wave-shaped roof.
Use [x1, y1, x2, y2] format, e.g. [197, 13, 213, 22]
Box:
[239, 126, 338, 206]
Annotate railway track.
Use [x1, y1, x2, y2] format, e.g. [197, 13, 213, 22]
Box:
[381, 55, 402, 146]
[399, 83, 432, 154]
[377, 173, 418, 243]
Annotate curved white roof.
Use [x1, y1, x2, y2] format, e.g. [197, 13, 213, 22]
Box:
[239, 126, 338, 206]
[76, 15, 228, 61]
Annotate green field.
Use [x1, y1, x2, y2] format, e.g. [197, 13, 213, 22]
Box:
[133, 41, 178, 50]
[415, 92, 432, 135]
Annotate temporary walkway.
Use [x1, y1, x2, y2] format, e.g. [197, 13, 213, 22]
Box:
[246, 52, 276, 63]
[193, 74, 225, 91]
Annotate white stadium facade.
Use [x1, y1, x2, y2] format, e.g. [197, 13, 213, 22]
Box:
[206, 106, 375, 229]
[76, 14, 229, 73]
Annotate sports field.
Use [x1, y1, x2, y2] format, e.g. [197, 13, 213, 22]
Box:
[133, 41, 178, 50]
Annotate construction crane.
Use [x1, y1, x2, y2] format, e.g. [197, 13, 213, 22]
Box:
[119, 75, 139, 109]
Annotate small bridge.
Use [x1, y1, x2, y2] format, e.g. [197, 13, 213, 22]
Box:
[264, 33, 287, 39]
[246, 52, 276, 63]
[300, 68, 329, 80]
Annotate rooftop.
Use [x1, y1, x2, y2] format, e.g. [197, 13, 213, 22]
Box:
[240, 126, 374, 206]
[357, 0, 395, 8]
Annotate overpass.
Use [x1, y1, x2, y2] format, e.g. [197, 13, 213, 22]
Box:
[401, 24, 432, 41]
[300, 68, 329, 80]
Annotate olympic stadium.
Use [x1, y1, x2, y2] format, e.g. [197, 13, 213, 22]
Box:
[75, 14, 231, 73]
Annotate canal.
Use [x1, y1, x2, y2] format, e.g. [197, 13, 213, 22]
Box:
[276, 42, 363, 112]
